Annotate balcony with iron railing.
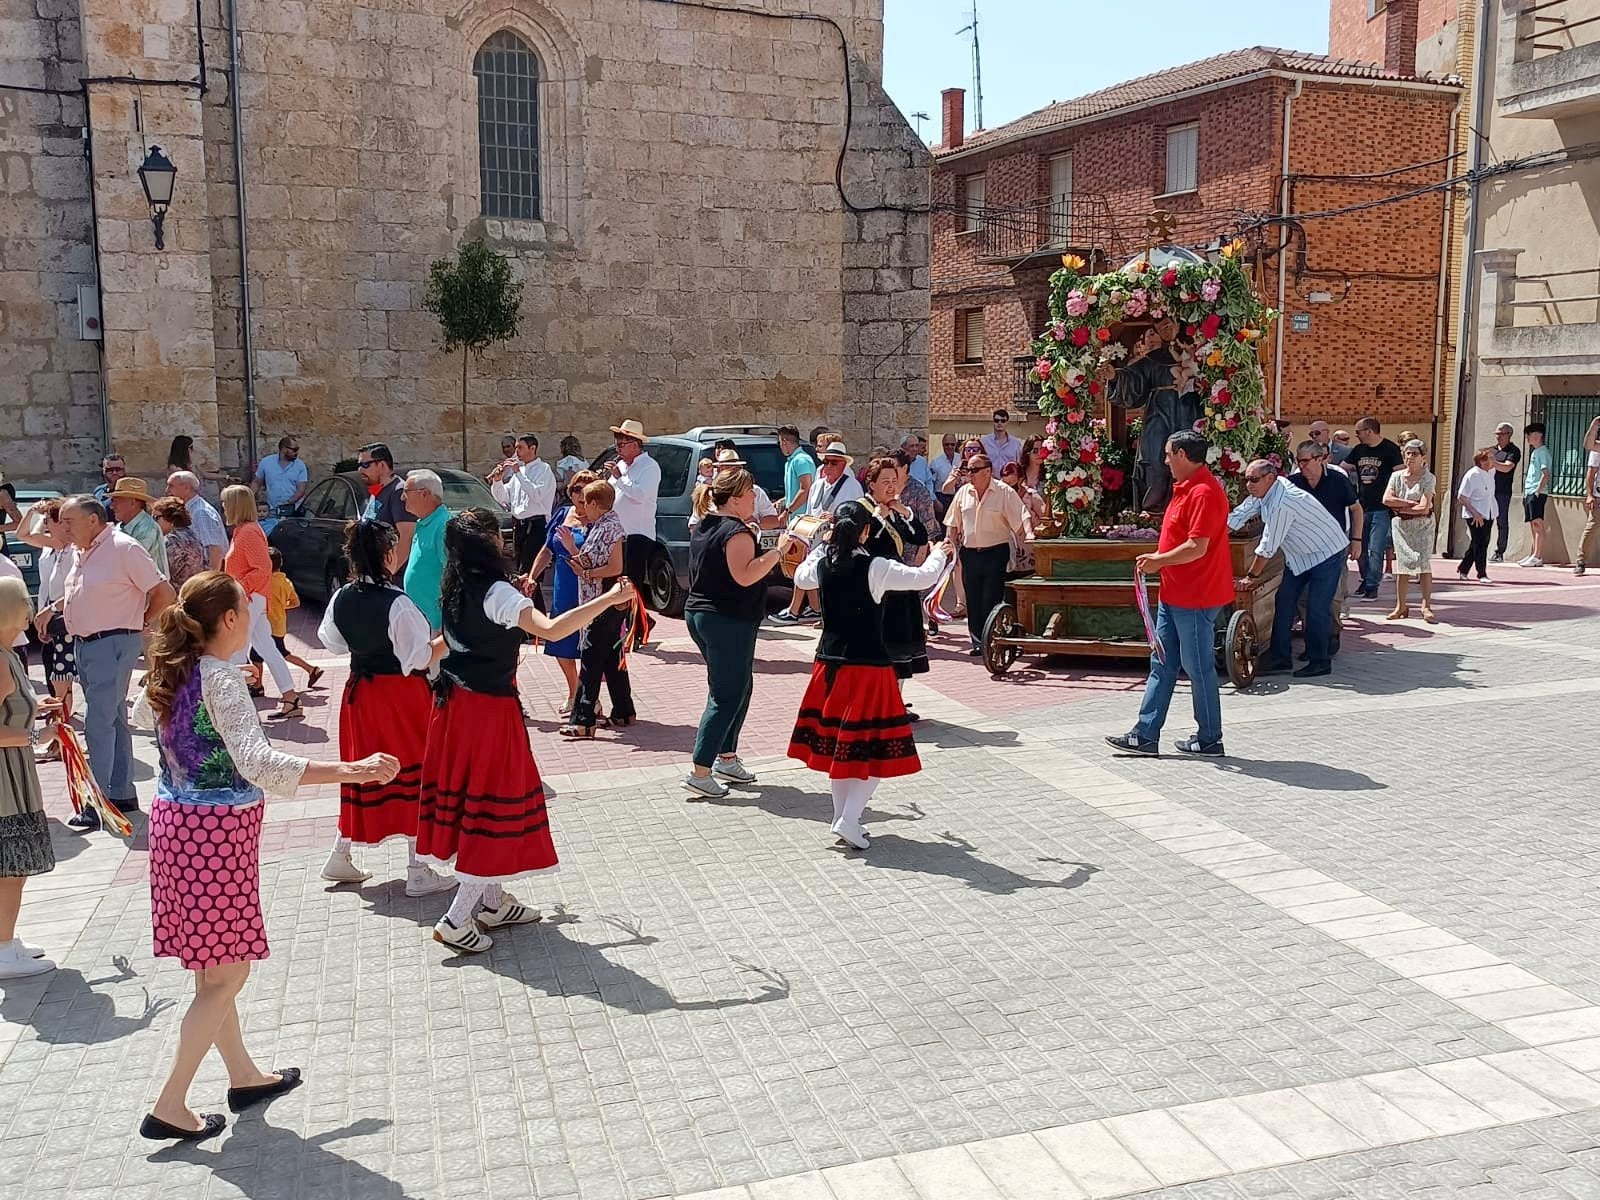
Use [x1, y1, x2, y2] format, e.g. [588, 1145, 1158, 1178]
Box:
[961, 193, 1125, 267]
[1478, 249, 1600, 373]
[1012, 355, 1042, 414]
[1498, 0, 1600, 119]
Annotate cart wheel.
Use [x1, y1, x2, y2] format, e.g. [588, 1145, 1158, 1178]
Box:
[1225, 609, 1258, 688]
[982, 603, 1021, 677]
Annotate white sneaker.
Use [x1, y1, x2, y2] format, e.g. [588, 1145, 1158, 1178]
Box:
[404, 865, 454, 897]
[712, 757, 756, 783]
[831, 819, 870, 850]
[320, 847, 371, 884]
[432, 916, 493, 954]
[1524, 556, 1544, 568]
[0, 941, 55, 978]
[683, 772, 729, 799]
[476, 896, 541, 929]
[15, 938, 45, 958]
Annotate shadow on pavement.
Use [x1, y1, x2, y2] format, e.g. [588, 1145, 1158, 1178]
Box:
[0, 963, 175, 1044]
[849, 830, 1102, 896]
[1208, 760, 1387, 792]
[911, 719, 1020, 749]
[150, 1116, 419, 1198]
[684, 783, 927, 828]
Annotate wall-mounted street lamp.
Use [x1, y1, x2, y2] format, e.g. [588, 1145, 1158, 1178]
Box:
[137, 145, 177, 250]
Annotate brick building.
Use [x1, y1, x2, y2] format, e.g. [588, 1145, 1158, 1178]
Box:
[0, 0, 929, 487]
[928, 45, 1460, 449]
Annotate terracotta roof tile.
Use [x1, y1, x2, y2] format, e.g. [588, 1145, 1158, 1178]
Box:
[935, 46, 1455, 157]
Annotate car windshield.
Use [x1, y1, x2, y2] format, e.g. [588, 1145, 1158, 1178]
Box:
[738, 444, 788, 500]
[437, 473, 500, 512]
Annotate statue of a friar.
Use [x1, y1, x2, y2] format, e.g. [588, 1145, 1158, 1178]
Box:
[1114, 321, 1203, 511]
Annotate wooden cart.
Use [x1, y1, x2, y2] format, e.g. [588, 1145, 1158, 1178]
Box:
[980, 538, 1284, 687]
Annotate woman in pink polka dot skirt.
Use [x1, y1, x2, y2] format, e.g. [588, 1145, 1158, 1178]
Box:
[139, 572, 399, 1142]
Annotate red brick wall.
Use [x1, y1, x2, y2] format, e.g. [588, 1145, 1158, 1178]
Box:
[1276, 83, 1457, 432]
[930, 81, 1284, 420]
[1329, 0, 1458, 66]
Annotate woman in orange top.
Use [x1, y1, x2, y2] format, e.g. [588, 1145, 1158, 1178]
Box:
[221, 487, 301, 720]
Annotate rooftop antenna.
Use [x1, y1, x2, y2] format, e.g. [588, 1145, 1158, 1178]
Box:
[956, 2, 984, 130]
[910, 110, 929, 139]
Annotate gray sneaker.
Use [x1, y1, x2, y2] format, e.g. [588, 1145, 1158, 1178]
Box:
[712, 757, 756, 783]
[1576, 563, 1587, 577]
[683, 773, 729, 799]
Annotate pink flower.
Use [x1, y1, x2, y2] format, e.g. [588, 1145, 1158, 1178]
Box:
[1123, 296, 1148, 319]
[1201, 278, 1222, 303]
[1051, 323, 1066, 341]
[1035, 356, 1052, 380]
[1045, 419, 1058, 435]
[1066, 409, 1084, 424]
[1065, 290, 1090, 317]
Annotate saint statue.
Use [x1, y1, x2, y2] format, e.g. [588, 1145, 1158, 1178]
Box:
[1114, 324, 1203, 511]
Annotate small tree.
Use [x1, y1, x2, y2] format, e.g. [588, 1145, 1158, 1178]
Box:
[422, 240, 523, 469]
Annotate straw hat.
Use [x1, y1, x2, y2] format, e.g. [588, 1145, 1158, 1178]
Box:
[820, 441, 854, 468]
[107, 477, 154, 505]
[713, 448, 748, 468]
[608, 419, 648, 443]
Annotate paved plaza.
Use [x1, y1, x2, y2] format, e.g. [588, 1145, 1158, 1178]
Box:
[3, 565, 1600, 1199]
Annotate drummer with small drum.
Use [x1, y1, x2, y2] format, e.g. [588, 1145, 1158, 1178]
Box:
[772, 441, 865, 625]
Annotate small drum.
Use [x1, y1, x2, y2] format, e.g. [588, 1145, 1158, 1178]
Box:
[782, 514, 830, 577]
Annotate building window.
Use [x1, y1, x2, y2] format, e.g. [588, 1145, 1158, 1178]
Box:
[956, 308, 985, 364]
[1164, 123, 1199, 196]
[957, 173, 986, 233]
[1367, 0, 1387, 17]
[474, 30, 541, 220]
[1048, 152, 1073, 243]
[1529, 395, 1600, 497]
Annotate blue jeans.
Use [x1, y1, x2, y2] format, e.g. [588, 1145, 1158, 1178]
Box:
[1360, 508, 1394, 593]
[1272, 551, 1343, 668]
[1132, 602, 1224, 746]
[76, 631, 141, 804]
[685, 610, 759, 769]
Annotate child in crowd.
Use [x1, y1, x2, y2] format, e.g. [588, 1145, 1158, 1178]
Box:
[249, 548, 323, 693]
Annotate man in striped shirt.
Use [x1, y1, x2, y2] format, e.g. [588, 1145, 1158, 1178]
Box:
[1228, 459, 1350, 679]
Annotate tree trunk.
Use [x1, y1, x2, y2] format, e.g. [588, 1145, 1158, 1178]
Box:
[461, 349, 470, 470]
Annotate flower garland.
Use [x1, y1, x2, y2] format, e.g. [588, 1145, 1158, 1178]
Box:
[1029, 246, 1282, 534]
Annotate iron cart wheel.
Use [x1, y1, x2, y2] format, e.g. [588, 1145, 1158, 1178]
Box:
[981, 603, 1022, 677]
[1225, 609, 1258, 688]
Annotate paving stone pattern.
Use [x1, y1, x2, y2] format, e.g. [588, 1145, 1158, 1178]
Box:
[1, 569, 1598, 1198]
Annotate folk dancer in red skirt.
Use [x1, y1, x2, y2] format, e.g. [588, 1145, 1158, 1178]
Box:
[316, 519, 452, 895]
[141, 572, 398, 1141]
[418, 509, 635, 954]
[788, 501, 951, 850]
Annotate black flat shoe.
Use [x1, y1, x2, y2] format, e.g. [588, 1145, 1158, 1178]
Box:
[226, 1067, 302, 1112]
[140, 1112, 226, 1141]
[1293, 663, 1331, 678]
[1105, 734, 1159, 757]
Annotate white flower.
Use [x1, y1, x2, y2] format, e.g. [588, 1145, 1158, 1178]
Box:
[1102, 343, 1127, 362]
[1206, 445, 1223, 465]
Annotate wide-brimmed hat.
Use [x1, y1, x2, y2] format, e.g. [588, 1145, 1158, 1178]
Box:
[820, 441, 854, 467]
[609, 419, 648, 443]
[713, 449, 748, 468]
[107, 477, 154, 505]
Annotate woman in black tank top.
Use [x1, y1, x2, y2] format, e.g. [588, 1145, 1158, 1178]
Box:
[683, 467, 792, 798]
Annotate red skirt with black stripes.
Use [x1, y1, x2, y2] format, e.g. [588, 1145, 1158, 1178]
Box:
[787, 662, 921, 780]
[414, 685, 558, 883]
[337, 673, 431, 846]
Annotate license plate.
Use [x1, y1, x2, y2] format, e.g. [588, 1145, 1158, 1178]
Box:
[6, 553, 30, 570]
[759, 531, 779, 552]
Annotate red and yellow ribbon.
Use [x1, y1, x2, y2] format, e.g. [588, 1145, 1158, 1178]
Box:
[57, 725, 134, 838]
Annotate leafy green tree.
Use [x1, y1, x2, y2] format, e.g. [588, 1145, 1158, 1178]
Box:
[422, 240, 523, 468]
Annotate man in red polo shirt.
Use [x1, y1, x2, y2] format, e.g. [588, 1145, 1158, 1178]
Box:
[1106, 431, 1235, 757]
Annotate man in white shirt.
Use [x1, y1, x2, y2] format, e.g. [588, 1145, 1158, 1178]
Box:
[775, 441, 864, 624]
[607, 419, 661, 635]
[980, 409, 1022, 474]
[489, 433, 557, 576]
[165, 471, 227, 571]
[929, 432, 961, 523]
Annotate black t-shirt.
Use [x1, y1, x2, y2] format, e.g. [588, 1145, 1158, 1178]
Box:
[687, 514, 766, 622]
[1289, 469, 1358, 534]
[364, 476, 416, 531]
[1493, 442, 1521, 496]
[1348, 438, 1403, 510]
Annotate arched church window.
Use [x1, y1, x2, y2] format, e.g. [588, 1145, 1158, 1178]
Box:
[473, 30, 541, 220]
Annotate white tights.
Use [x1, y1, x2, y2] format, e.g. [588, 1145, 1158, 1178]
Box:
[444, 881, 504, 927]
[332, 834, 424, 869]
[829, 777, 880, 830]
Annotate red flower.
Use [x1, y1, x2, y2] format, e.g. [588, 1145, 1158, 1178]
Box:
[1062, 391, 1080, 408]
[1199, 313, 1222, 340]
[1185, 324, 1197, 337]
[1224, 366, 1237, 378]
[1087, 380, 1101, 397]
[1214, 387, 1233, 407]
[1235, 331, 1248, 343]
[1101, 467, 1125, 491]
[1071, 327, 1090, 347]
[1160, 269, 1178, 287]
[1070, 493, 1091, 509]
[1095, 327, 1111, 343]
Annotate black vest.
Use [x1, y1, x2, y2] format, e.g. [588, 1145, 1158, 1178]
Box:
[330, 583, 405, 677]
[815, 551, 890, 667]
[440, 578, 529, 696]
